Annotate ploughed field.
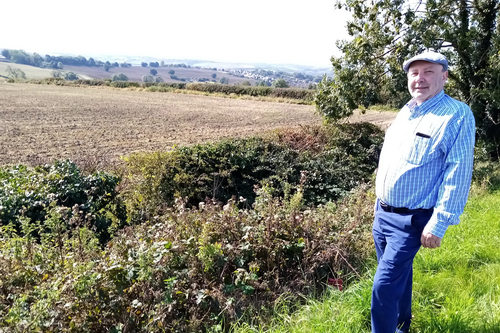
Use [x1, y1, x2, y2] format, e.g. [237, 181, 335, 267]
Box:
[0, 82, 396, 166]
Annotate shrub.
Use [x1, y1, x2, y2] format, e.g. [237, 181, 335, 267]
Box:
[73, 79, 109, 86]
[0, 181, 376, 332]
[123, 123, 383, 223]
[142, 82, 187, 89]
[110, 81, 140, 88]
[183, 83, 313, 100]
[0, 160, 126, 243]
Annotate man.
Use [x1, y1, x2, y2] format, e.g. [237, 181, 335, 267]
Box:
[371, 51, 475, 333]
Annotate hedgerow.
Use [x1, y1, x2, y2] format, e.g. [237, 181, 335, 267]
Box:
[110, 81, 140, 88]
[123, 123, 383, 224]
[12, 79, 313, 101]
[0, 123, 383, 332]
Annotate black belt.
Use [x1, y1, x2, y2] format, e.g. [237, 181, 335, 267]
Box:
[379, 201, 433, 214]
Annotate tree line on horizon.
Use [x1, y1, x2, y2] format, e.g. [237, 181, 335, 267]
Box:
[1, 49, 131, 71]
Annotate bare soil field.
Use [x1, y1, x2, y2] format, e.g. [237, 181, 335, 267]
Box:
[0, 82, 396, 166]
[63, 65, 255, 84]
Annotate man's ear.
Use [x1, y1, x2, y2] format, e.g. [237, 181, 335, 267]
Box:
[443, 70, 449, 81]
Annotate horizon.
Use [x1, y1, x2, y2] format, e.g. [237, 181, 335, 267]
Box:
[2, 0, 350, 67]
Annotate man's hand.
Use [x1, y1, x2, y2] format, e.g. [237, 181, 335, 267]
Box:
[421, 230, 442, 249]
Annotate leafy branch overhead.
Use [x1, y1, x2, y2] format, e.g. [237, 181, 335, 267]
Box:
[315, 0, 500, 157]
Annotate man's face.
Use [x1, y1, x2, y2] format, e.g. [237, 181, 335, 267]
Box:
[407, 61, 448, 105]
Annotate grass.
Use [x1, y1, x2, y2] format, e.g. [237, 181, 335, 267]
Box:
[232, 185, 500, 333]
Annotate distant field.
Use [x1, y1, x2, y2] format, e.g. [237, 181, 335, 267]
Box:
[0, 82, 320, 165]
[63, 65, 256, 84]
[0, 61, 254, 84]
[0, 62, 55, 79]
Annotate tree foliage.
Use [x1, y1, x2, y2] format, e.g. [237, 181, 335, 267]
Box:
[317, 0, 500, 156]
[1, 49, 10, 59]
[142, 74, 163, 83]
[150, 68, 157, 76]
[111, 73, 128, 81]
[272, 78, 290, 88]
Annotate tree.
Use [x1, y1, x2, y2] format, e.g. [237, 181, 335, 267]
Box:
[5, 66, 26, 79]
[219, 77, 229, 84]
[169, 70, 175, 75]
[113, 62, 119, 67]
[141, 62, 148, 67]
[64, 72, 79, 81]
[211, 73, 217, 79]
[88, 58, 96, 66]
[272, 79, 289, 88]
[256, 80, 270, 87]
[111, 73, 128, 81]
[149, 62, 159, 67]
[9, 50, 29, 65]
[160, 60, 165, 67]
[316, 0, 500, 157]
[104, 64, 112, 72]
[240, 81, 251, 86]
[142, 74, 154, 83]
[51, 70, 63, 78]
[1, 49, 10, 59]
[57, 62, 63, 69]
[150, 69, 157, 76]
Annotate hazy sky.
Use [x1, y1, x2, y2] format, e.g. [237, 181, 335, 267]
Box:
[2, 0, 351, 67]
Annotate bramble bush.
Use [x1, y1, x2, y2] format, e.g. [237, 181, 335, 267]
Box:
[123, 123, 383, 224]
[0, 160, 126, 243]
[0, 181, 376, 332]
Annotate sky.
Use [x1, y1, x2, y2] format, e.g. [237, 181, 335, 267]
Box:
[2, 0, 351, 67]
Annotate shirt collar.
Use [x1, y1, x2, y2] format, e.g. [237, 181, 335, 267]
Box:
[407, 90, 445, 117]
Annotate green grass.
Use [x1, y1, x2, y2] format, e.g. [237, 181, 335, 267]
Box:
[232, 188, 500, 333]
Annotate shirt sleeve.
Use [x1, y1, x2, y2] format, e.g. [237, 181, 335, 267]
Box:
[425, 108, 475, 238]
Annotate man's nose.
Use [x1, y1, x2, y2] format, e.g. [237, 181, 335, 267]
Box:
[414, 72, 425, 82]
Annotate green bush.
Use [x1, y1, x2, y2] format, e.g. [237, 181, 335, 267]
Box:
[0, 160, 126, 243]
[123, 123, 383, 223]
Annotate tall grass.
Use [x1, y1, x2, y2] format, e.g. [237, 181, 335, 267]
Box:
[233, 186, 500, 333]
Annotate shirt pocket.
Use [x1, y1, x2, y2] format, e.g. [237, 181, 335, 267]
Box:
[406, 135, 433, 165]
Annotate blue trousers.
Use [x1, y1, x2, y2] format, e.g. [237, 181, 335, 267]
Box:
[371, 200, 433, 333]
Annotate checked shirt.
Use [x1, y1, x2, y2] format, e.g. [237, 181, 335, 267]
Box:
[375, 90, 475, 238]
